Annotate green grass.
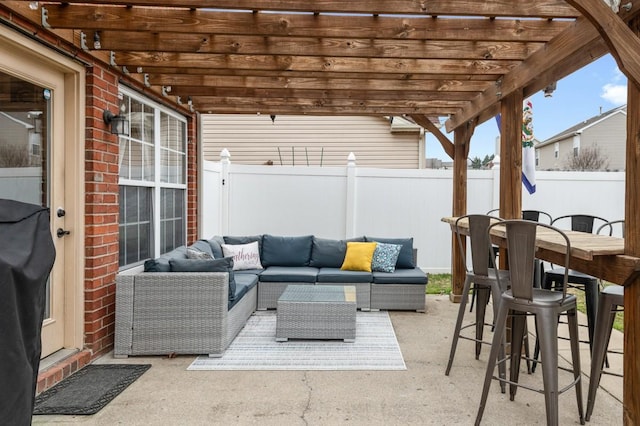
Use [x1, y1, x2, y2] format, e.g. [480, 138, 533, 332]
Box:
[426, 273, 453, 295]
[426, 274, 624, 332]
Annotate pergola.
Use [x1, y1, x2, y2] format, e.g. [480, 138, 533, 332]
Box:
[3, 1, 640, 422]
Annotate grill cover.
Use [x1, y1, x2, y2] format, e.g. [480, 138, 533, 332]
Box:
[0, 199, 56, 425]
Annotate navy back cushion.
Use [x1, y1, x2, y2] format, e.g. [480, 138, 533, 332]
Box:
[261, 234, 314, 267]
[364, 236, 415, 269]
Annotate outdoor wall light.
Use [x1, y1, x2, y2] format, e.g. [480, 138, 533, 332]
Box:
[103, 110, 130, 136]
[543, 82, 557, 98]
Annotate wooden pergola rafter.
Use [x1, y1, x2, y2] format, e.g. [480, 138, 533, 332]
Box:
[2, 1, 640, 423]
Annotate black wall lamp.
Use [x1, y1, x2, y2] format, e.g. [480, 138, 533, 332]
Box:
[103, 109, 130, 136]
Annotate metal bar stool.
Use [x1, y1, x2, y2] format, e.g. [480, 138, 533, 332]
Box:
[585, 285, 624, 421]
[586, 219, 625, 422]
[475, 220, 584, 426]
[533, 214, 609, 372]
[445, 215, 508, 391]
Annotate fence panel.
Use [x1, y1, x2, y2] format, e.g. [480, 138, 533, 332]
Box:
[201, 157, 625, 274]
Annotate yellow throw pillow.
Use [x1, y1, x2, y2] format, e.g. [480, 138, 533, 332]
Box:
[340, 242, 377, 272]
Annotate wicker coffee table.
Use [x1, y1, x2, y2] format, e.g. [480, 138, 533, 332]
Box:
[275, 285, 357, 342]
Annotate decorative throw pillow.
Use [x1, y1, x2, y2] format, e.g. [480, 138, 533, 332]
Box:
[340, 241, 377, 272]
[365, 236, 415, 269]
[187, 247, 213, 260]
[221, 241, 264, 271]
[371, 243, 402, 273]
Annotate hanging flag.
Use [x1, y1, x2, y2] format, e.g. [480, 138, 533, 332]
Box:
[521, 100, 536, 194]
[494, 100, 537, 194]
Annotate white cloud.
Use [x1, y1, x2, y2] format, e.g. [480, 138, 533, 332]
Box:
[601, 83, 627, 105]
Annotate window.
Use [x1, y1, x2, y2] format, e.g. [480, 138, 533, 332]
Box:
[118, 88, 187, 268]
[573, 147, 579, 157]
[554, 143, 559, 159]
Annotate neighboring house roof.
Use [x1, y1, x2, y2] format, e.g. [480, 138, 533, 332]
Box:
[537, 105, 627, 147]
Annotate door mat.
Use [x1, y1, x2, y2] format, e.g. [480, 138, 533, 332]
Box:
[33, 364, 151, 415]
[188, 311, 406, 370]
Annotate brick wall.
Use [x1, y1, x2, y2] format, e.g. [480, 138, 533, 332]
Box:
[187, 117, 198, 244]
[84, 65, 121, 357]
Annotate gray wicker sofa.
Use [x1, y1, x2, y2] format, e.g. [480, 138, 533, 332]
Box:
[215, 234, 428, 312]
[114, 234, 427, 358]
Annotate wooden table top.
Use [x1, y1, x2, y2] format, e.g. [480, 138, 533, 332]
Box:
[441, 216, 624, 261]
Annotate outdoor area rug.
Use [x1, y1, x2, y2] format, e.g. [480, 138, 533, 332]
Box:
[188, 311, 406, 371]
[33, 364, 151, 415]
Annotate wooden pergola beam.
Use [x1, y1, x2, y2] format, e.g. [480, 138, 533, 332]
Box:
[34, 0, 581, 19]
[410, 114, 454, 159]
[566, 0, 640, 88]
[446, 1, 640, 132]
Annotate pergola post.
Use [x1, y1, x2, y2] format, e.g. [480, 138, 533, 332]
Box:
[623, 16, 640, 425]
[499, 91, 523, 220]
[450, 121, 475, 302]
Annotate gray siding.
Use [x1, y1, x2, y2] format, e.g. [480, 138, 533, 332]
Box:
[201, 115, 422, 169]
[580, 112, 626, 171]
[536, 109, 627, 171]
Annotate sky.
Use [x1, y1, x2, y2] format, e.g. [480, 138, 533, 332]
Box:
[425, 54, 628, 161]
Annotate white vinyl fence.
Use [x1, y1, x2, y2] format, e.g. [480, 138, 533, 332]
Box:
[200, 151, 625, 274]
[0, 167, 42, 205]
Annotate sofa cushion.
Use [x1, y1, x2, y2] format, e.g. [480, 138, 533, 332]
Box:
[341, 242, 377, 272]
[309, 237, 366, 268]
[234, 268, 265, 276]
[187, 246, 213, 260]
[229, 273, 259, 310]
[143, 245, 188, 272]
[224, 235, 263, 255]
[190, 240, 215, 258]
[222, 241, 264, 270]
[317, 267, 372, 283]
[365, 236, 415, 269]
[258, 266, 318, 283]
[168, 257, 237, 300]
[372, 267, 428, 284]
[371, 243, 402, 273]
[309, 237, 346, 268]
[261, 234, 313, 267]
[204, 236, 225, 259]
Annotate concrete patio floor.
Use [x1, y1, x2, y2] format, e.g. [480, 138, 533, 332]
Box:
[32, 294, 623, 425]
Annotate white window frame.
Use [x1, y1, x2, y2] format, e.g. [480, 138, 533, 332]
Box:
[118, 86, 188, 267]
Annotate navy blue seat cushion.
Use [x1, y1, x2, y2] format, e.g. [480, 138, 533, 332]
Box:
[229, 273, 259, 309]
[258, 266, 318, 283]
[143, 246, 188, 272]
[372, 267, 427, 284]
[365, 236, 415, 269]
[261, 234, 313, 267]
[309, 236, 365, 268]
[168, 257, 236, 301]
[317, 267, 372, 283]
[234, 268, 264, 275]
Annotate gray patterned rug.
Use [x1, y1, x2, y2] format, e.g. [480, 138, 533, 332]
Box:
[188, 311, 405, 371]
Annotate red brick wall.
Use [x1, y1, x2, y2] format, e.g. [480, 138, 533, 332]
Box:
[187, 116, 198, 244]
[84, 65, 121, 357]
[83, 65, 198, 357]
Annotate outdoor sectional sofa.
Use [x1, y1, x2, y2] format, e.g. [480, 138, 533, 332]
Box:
[114, 234, 428, 358]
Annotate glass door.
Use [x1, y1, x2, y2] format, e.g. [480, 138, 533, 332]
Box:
[0, 70, 64, 357]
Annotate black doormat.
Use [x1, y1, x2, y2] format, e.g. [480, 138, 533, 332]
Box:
[33, 364, 151, 415]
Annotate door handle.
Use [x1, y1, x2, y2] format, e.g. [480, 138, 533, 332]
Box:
[56, 228, 70, 238]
